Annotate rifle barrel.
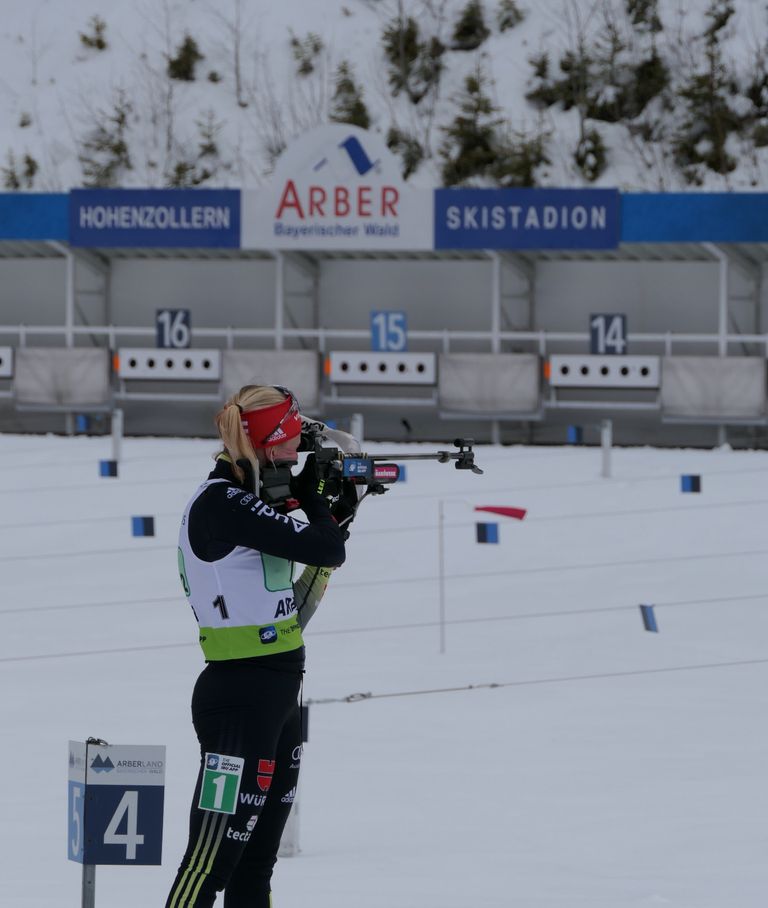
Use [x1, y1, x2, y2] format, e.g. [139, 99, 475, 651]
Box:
[364, 451, 458, 462]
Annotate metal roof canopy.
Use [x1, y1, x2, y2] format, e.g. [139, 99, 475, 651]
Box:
[0, 241, 763, 362]
[0, 239, 767, 264]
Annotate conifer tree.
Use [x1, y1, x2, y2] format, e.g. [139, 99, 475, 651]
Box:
[2, 152, 37, 190]
[440, 67, 502, 184]
[490, 130, 550, 187]
[79, 90, 133, 186]
[80, 15, 108, 51]
[382, 15, 444, 104]
[387, 127, 424, 180]
[497, 0, 525, 32]
[330, 62, 370, 129]
[575, 128, 607, 181]
[673, 0, 741, 181]
[452, 0, 491, 51]
[290, 32, 324, 77]
[168, 35, 204, 81]
[168, 110, 224, 187]
[626, 0, 662, 33]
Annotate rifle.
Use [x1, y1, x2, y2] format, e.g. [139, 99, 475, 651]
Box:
[257, 428, 483, 512]
[309, 433, 483, 496]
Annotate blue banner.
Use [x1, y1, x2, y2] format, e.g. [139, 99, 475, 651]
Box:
[434, 188, 620, 250]
[621, 193, 768, 243]
[0, 193, 68, 240]
[69, 189, 240, 247]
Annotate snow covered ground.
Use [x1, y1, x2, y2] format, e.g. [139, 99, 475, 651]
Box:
[1, 432, 768, 906]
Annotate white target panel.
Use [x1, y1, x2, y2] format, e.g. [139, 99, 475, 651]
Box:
[548, 355, 660, 388]
[0, 346, 13, 378]
[328, 351, 436, 385]
[117, 348, 221, 380]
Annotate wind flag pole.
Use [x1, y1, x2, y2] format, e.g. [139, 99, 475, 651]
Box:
[438, 502, 527, 654]
[438, 499, 446, 654]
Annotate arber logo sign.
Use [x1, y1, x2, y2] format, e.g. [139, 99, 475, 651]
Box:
[275, 134, 399, 220]
[275, 181, 399, 220]
[241, 123, 433, 251]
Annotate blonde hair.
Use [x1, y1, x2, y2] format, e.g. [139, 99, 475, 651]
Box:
[215, 385, 291, 487]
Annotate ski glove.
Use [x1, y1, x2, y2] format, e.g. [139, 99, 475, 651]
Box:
[330, 478, 359, 530]
[290, 453, 326, 506]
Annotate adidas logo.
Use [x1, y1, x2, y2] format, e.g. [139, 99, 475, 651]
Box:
[281, 786, 296, 804]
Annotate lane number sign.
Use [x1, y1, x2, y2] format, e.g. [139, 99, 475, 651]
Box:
[68, 740, 166, 865]
[156, 309, 191, 349]
[590, 313, 627, 355]
[371, 311, 407, 352]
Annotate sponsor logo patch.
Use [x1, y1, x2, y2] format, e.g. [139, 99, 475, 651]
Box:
[226, 827, 251, 842]
[259, 625, 278, 644]
[257, 758, 275, 792]
[239, 791, 267, 807]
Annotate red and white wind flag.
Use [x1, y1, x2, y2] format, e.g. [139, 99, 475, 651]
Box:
[474, 506, 527, 521]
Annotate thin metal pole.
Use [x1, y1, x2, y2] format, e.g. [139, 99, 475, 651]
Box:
[350, 413, 364, 444]
[717, 251, 728, 357]
[111, 408, 123, 462]
[82, 737, 97, 908]
[82, 863, 95, 908]
[438, 499, 445, 654]
[703, 243, 728, 356]
[601, 418, 612, 478]
[489, 251, 501, 354]
[274, 251, 284, 351]
[65, 249, 75, 348]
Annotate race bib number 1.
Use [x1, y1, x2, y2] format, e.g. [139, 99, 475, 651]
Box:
[198, 753, 244, 814]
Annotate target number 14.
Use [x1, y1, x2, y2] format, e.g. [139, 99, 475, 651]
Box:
[590, 313, 627, 355]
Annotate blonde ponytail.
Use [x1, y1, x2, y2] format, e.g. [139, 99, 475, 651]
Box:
[215, 385, 290, 487]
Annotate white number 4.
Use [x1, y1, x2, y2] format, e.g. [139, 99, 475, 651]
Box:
[104, 790, 144, 860]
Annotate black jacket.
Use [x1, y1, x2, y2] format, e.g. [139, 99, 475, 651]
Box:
[187, 457, 346, 568]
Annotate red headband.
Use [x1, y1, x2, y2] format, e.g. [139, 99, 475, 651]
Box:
[241, 396, 302, 448]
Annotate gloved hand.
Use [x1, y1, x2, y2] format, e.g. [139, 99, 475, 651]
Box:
[290, 453, 323, 505]
[330, 479, 359, 529]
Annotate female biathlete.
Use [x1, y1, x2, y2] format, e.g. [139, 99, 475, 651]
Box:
[165, 384, 356, 908]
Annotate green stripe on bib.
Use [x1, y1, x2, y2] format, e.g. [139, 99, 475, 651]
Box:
[199, 619, 303, 660]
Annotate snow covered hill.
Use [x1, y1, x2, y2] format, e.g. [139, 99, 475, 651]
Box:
[1, 0, 766, 193]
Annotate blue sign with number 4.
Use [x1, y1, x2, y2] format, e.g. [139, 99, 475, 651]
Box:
[68, 740, 166, 866]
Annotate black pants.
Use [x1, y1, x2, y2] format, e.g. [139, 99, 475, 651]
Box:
[165, 658, 303, 908]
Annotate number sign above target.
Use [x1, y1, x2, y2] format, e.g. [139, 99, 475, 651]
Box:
[590, 313, 627, 355]
[371, 311, 407, 352]
[156, 308, 191, 349]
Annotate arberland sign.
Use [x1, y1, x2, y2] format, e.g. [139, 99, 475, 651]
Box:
[85, 744, 167, 786]
[241, 123, 433, 250]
